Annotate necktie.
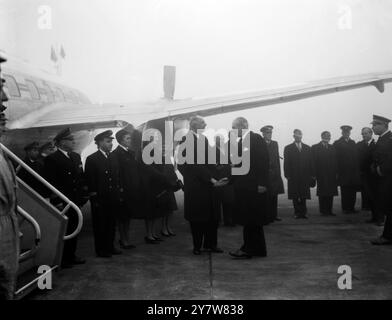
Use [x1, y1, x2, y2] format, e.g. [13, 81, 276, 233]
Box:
[296, 143, 301, 151]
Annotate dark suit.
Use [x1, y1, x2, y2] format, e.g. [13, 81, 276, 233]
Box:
[230, 131, 269, 256]
[284, 142, 314, 217]
[85, 150, 118, 255]
[333, 137, 361, 212]
[372, 131, 392, 233]
[311, 142, 338, 215]
[44, 150, 87, 263]
[264, 140, 284, 222]
[178, 132, 219, 251]
[17, 157, 49, 198]
[357, 139, 376, 213]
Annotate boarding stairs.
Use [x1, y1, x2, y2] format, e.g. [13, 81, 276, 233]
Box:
[0, 143, 83, 299]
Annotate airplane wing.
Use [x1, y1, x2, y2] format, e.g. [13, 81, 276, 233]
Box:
[8, 71, 392, 131]
[5, 71, 392, 157]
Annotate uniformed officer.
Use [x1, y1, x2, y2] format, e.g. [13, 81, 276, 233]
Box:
[370, 115, 392, 243]
[85, 130, 122, 257]
[333, 125, 361, 214]
[0, 52, 20, 300]
[17, 141, 49, 197]
[260, 125, 284, 223]
[44, 128, 88, 267]
[39, 141, 56, 159]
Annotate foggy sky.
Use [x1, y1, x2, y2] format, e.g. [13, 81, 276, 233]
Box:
[1, 0, 392, 151]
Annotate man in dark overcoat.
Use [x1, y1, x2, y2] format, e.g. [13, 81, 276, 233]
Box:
[370, 115, 392, 242]
[357, 127, 376, 221]
[85, 130, 122, 257]
[260, 125, 284, 223]
[284, 129, 314, 219]
[44, 128, 88, 267]
[177, 116, 224, 255]
[229, 117, 270, 259]
[311, 131, 338, 216]
[333, 125, 361, 214]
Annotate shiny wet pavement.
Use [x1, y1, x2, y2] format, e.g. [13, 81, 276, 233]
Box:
[28, 194, 392, 300]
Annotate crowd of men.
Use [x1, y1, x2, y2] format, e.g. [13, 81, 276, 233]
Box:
[1, 50, 392, 299]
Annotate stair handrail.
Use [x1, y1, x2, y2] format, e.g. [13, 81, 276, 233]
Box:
[0, 142, 83, 240]
[17, 206, 41, 262]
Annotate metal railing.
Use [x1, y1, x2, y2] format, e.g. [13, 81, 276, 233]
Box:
[17, 206, 41, 262]
[0, 142, 83, 240]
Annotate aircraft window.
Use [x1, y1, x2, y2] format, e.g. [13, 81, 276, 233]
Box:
[26, 80, 40, 100]
[3, 74, 21, 97]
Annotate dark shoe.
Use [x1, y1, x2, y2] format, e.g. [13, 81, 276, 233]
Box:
[145, 237, 160, 244]
[229, 249, 252, 259]
[294, 215, 300, 219]
[161, 231, 171, 237]
[168, 230, 176, 236]
[275, 217, 282, 221]
[119, 240, 136, 249]
[193, 249, 202, 255]
[371, 237, 392, 245]
[153, 236, 164, 242]
[71, 256, 86, 265]
[111, 248, 123, 255]
[375, 221, 385, 227]
[302, 216, 308, 219]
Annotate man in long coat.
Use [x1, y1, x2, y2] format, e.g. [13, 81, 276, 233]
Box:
[357, 127, 376, 221]
[311, 131, 338, 216]
[44, 128, 88, 267]
[333, 125, 361, 214]
[370, 115, 392, 241]
[85, 130, 122, 257]
[177, 116, 224, 255]
[0, 54, 19, 300]
[284, 129, 314, 219]
[229, 117, 270, 259]
[260, 125, 284, 223]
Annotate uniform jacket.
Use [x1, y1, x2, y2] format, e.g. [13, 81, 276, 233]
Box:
[84, 150, 119, 205]
[357, 139, 376, 177]
[333, 137, 361, 187]
[44, 150, 87, 207]
[17, 157, 49, 198]
[284, 142, 314, 200]
[311, 142, 338, 197]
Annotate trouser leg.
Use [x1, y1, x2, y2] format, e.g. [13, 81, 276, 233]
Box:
[382, 213, 392, 240]
[63, 207, 79, 262]
[203, 220, 218, 249]
[190, 222, 203, 250]
[241, 225, 267, 256]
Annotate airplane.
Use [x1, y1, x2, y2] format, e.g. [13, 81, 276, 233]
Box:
[1, 51, 392, 159]
[2, 50, 392, 299]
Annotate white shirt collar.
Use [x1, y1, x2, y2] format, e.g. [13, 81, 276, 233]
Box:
[119, 144, 128, 152]
[99, 149, 108, 158]
[58, 148, 69, 158]
[380, 130, 390, 138]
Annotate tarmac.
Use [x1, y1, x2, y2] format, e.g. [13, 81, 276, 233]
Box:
[29, 192, 392, 300]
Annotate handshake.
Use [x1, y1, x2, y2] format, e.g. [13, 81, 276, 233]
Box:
[211, 177, 230, 187]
